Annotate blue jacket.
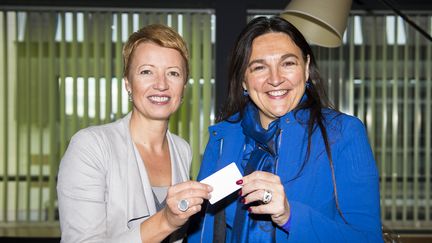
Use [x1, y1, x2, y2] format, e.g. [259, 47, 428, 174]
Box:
[188, 108, 383, 242]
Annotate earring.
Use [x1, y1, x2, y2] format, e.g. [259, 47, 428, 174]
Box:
[180, 96, 184, 104]
[305, 80, 312, 89]
[243, 89, 249, 96]
[128, 90, 133, 102]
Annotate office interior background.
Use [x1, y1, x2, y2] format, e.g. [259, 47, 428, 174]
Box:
[0, 0, 431, 242]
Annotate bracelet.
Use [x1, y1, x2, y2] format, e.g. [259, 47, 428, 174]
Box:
[281, 214, 292, 233]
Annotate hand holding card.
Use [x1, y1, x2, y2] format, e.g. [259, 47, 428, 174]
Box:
[200, 162, 243, 204]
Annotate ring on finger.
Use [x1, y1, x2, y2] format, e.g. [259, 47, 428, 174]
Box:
[262, 190, 272, 204]
[177, 199, 189, 212]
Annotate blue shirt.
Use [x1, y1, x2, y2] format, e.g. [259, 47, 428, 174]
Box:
[188, 108, 383, 242]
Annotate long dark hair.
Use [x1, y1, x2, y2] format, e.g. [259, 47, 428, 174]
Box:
[217, 16, 346, 223]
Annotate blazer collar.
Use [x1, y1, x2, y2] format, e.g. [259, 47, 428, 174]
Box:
[120, 113, 189, 228]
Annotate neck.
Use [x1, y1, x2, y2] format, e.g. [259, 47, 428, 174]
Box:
[129, 111, 169, 152]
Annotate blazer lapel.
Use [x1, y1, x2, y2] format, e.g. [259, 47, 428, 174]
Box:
[120, 113, 154, 228]
[167, 131, 189, 185]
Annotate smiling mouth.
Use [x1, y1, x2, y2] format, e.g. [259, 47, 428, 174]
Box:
[267, 90, 288, 97]
[148, 96, 170, 103]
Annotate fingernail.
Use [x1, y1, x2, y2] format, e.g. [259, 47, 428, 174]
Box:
[247, 207, 252, 213]
[236, 179, 243, 185]
[238, 189, 242, 196]
[241, 198, 245, 204]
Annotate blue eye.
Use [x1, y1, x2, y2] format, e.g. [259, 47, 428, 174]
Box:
[140, 70, 151, 75]
[168, 71, 180, 77]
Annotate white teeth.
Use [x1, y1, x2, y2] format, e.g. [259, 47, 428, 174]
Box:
[149, 96, 169, 102]
[268, 90, 287, 96]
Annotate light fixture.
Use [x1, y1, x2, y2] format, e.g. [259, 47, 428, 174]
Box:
[280, 0, 353, 48]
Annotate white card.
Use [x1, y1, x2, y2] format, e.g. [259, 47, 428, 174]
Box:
[200, 162, 243, 204]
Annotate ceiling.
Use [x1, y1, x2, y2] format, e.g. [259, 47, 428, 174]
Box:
[1, 0, 432, 11]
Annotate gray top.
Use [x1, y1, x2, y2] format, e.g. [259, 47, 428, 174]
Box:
[151, 186, 168, 211]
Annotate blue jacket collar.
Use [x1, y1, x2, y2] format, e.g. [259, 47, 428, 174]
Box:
[210, 96, 311, 138]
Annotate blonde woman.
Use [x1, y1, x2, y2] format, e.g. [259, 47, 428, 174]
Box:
[57, 24, 211, 243]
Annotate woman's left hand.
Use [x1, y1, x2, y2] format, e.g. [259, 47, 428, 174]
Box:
[237, 171, 290, 226]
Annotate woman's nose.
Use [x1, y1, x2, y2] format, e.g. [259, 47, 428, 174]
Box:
[153, 74, 169, 90]
[268, 68, 283, 87]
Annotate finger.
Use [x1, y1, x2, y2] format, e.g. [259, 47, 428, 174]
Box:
[240, 179, 283, 198]
[241, 189, 265, 205]
[241, 171, 281, 185]
[170, 180, 213, 193]
[166, 198, 206, 226]
[172, 187, 212, 202]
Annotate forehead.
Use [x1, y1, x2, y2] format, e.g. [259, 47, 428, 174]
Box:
[250, 32, 303, 60]
[131, 42, 184, 65]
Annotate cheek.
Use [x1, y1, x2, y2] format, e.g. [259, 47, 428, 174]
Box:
[286, 71, 306, 86]
[244, 76, 265, 91]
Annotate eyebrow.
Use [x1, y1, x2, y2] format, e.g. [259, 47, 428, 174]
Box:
[137, 64, 181, 70]
[247, 53, 300, 68]
[137, 64, 155, 69]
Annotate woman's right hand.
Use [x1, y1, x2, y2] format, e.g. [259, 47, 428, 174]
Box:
[162, 181, 212, 230]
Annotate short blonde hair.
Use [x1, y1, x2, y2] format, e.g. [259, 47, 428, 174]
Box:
[122, 24, 189, 82]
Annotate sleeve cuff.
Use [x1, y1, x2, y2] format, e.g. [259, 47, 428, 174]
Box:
[280, 212, 292, 233]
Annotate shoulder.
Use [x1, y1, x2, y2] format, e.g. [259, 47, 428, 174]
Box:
[322, 109, 366, 134]
[73, 115, 128, 143]
[65, 117, 130, 167]
[208, 117, 242, 139]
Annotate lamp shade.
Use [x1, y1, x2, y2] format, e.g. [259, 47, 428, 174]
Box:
[280, 0, 352, 48]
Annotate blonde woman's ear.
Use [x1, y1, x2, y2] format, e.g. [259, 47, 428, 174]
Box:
[124, 78, 133, 102]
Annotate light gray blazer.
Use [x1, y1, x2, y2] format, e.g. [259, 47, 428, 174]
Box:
[57, 113, 192, 243]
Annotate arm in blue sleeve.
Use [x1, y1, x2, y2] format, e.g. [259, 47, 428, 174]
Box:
[277, 117, 383, 243]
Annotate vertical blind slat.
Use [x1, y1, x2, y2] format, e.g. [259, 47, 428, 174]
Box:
[380, 16, 388, 223]
[402, 19, 410, 222]
[104, 12, 112, 123]
[413, 16, 421, 223]
[82, 12, 90, 128]
[47, 11, 57, 222]
[14, 11, 20, 222]
[180, 13, 191, 141]
[169, 13, 179, 134]
[348, 16, 355, 114]
[358, 16, 366, 122]
[128, 13, 134, 112]
[25, 10, 32, 221]
[94, 12, 101, 125]
[391, 15, 399, 223]
[115, 12, 123, 120]
[59, 12, 67, 167]
[37, 11, 44, 222]
[72, 12, 78, 134]
[425, 16, 432, 223]
[190, 14, 201, 179]
[2, 10, 9, 222]
[369, 16, 377, 152]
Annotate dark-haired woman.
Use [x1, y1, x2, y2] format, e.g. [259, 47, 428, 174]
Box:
[188, 16, 383, 242]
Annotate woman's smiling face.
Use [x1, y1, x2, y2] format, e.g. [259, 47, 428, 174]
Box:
[243, 32, 310, 129]
[125, 41, 186, 121]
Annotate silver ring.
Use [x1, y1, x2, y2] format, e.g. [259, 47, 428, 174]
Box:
[262, 190, 272, 204]
[177, 199, 189, 212]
